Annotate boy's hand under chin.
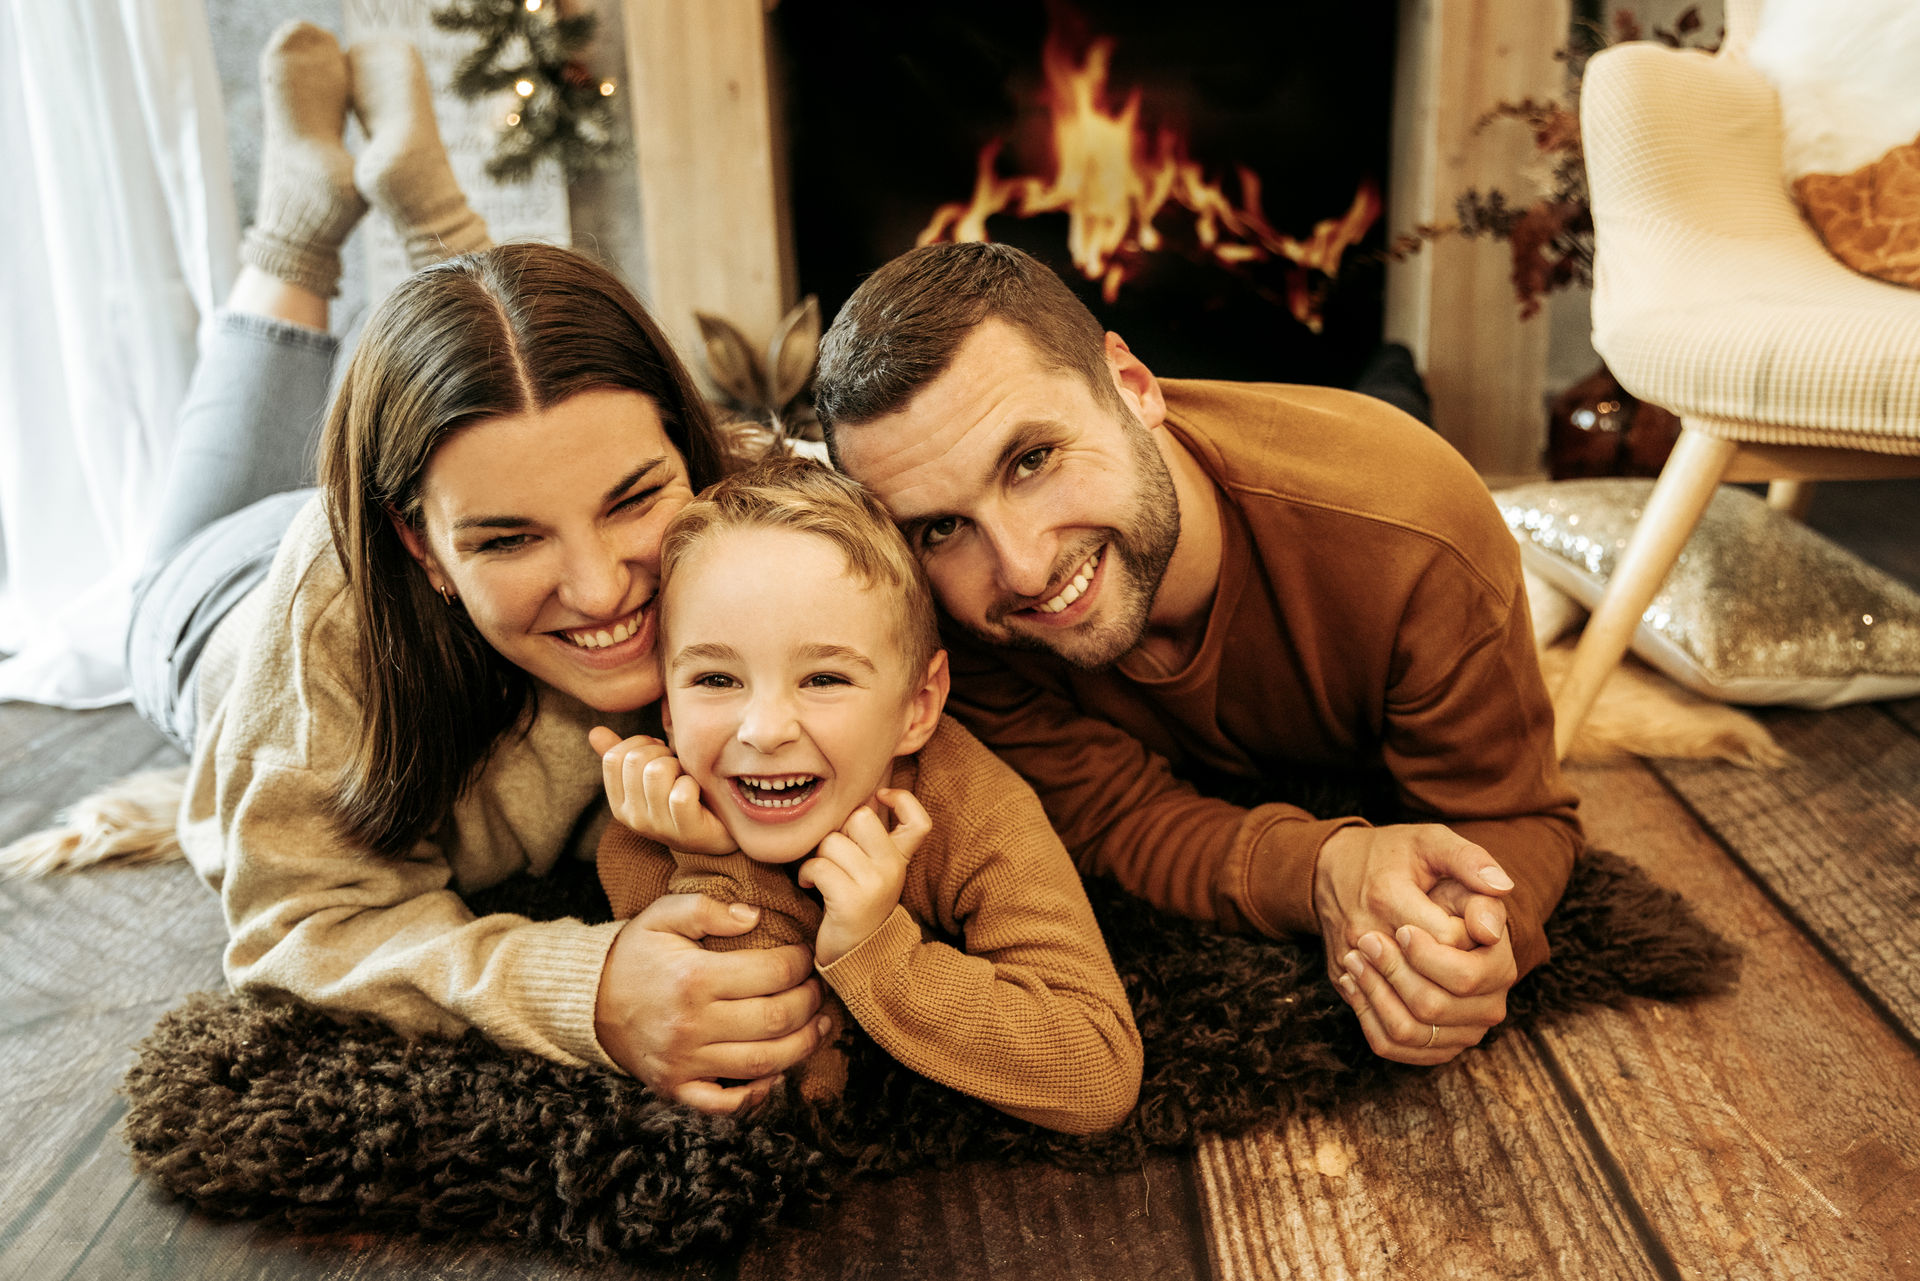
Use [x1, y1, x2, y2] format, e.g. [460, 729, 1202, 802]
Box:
[590, 726, 736, 857]
[801, 788, 932, 966]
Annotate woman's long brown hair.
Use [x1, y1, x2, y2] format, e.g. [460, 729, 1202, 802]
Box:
[317, 243, 728, 857]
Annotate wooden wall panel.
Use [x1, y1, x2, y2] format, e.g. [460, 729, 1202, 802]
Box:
[1387, 0, 1569, 481]
[622, 0, 796, 372]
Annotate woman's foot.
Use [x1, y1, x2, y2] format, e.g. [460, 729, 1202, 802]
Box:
[239, 21, 366, 300]
[349, 40, 492, 268]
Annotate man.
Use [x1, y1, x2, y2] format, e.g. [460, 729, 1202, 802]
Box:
[812, 242, 1581, 1065]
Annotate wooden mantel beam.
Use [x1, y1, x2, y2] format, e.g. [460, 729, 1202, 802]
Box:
[622, 0, 795, 373]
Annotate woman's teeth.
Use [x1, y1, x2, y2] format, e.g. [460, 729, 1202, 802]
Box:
[563, 610, 643, 649]
[1034, 547, 1101, 614]
[735, 775, 820, 807]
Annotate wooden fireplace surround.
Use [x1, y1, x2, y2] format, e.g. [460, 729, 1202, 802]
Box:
[622, 0, 1570, 480]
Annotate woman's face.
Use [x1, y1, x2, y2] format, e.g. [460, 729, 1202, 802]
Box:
[396, 388, 695, 713]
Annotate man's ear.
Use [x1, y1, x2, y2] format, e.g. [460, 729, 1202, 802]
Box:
[385, 504, 449, 595]
[892, 648, 950, 758]
[1105, 331, 1166, 431]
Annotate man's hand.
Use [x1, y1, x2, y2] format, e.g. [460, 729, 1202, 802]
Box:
[594, 892, 829, 1112]
[799, 788, 931, 966]
[1314, 823, 1520, 1065]
[590, 726, 734, 856]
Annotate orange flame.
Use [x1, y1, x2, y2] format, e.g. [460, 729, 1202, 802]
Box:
[917, 29, 1381, 332]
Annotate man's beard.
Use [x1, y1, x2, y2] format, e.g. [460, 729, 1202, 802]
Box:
[965, 416, 1181, 672]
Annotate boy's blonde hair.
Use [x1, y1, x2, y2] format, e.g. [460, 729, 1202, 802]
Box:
[660, 453, 941, 681]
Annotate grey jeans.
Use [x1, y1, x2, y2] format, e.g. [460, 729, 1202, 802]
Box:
[125, 311, 337, 752]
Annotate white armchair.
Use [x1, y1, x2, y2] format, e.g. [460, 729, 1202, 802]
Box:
[1551, 0, 1920, 758]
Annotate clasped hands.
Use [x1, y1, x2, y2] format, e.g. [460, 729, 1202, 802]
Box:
[1313, 823, 1519, 1065]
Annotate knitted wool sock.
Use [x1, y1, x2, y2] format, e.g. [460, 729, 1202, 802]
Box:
[349, 40, 492, 269]
[240, 22, 367, 298]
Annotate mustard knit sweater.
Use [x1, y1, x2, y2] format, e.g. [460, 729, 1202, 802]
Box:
[597, 715, 1144, 1136]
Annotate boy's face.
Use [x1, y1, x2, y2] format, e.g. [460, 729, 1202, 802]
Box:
[662, 525, 945, 864]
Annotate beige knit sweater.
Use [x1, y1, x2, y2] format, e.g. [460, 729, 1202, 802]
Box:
[597, 716, 1145, 1135]
[181, 495, 646, 1070]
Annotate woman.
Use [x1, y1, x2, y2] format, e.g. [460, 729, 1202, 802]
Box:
[121, 23, 827, 1112]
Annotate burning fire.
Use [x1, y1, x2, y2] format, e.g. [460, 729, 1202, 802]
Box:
[917, 28, 1381, 332]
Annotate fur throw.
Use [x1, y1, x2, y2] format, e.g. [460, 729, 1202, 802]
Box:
[1749, 0, 1920, 288]
[122, 849, 1738, 1265]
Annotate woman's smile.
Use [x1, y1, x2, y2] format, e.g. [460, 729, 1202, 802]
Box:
[549, 598, 658, 670]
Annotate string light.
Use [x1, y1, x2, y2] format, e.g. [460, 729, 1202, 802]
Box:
[433, 0, 620, 181]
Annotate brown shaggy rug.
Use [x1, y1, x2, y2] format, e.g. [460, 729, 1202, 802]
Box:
[121, 835, 1738, 1265]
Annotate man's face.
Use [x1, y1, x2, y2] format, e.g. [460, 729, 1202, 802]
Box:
[835, 320, 1179, 671]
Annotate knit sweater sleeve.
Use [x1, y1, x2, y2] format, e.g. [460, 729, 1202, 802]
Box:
[816, 719, 1143, 1135]
[944, 638, 1364, 937]
[181, 510, 626, 1072]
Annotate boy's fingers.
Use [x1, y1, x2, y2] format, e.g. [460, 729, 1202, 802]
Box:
[602, 743, 635, 812]
[874, 788, 932, 858]
[839, 806, 901, 864]
[797, 850, 858, 901]
[588, 725, 623, 755]
[639, 751, 683, 810]
[668, 774, 718, 832]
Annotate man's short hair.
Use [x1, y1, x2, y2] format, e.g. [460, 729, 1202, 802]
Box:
[660, 453, 941, 681]
[814, 242, 1123, 460]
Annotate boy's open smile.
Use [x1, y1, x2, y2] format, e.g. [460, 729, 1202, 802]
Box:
[728, 772, 825, 817]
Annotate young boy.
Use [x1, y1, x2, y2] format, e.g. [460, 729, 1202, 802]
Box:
[590, 455, 1142, 1135]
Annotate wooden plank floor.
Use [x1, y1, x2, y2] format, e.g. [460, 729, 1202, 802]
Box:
[5, 695, 1920, 1279]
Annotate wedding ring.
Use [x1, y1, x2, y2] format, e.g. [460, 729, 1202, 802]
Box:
[1424, 1023, 1438, 1049]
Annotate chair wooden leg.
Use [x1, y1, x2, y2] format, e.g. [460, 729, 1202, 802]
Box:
[1767, 479, 1815, 519]
[1552, 430, 1738, 759]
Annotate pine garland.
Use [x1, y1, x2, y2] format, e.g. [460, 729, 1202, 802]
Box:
[431, 0, 621, 182]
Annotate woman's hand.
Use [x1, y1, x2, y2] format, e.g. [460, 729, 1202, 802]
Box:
[594, 892, 830, 1112]
[799, 788, 931, 967]
[589, 726, 735, 856]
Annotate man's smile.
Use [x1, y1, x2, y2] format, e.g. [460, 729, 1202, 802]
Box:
[1006, 544, 1106, 627]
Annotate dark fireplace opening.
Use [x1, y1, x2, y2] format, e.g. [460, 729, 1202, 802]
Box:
[774, 0, 1401, 390]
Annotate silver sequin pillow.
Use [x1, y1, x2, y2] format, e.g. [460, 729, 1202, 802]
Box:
[1495, 479, 1920, 707]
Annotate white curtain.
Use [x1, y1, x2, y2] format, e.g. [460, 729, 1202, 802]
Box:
[0, 0, 237, 707]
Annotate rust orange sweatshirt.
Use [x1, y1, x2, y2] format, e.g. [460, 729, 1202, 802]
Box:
[943, 380, 1583, 976]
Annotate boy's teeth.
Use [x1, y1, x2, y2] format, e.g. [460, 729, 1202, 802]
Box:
[736, 774, 820, 807]
[1036, 548, 1101, 614]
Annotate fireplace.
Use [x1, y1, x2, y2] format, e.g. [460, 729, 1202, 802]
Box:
[773, 1, 1396, 389]
[621, 0, 1572, 479]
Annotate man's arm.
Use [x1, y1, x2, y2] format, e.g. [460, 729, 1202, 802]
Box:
[943, 635, 1365, 936]
[1375, 532, 1584, 979]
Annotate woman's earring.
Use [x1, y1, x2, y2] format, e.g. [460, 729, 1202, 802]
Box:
[437, 583, 457, 605]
